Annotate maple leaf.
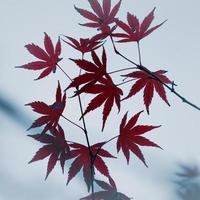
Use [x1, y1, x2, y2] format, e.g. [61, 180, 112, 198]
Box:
[112, 8, 166, 42]
[66, 142, 115, 192]
[16, 32, 62, 80]
[80, 177, 131, 200]
[62, 36, 103, 54]
[82, 76, 123, 131]
[117, 111, 161, 166]
[75, 0, 121, 32]
[122, 70, 172, 114]
[26, 81, 66, 134]
[66, 47, 108, 95]
[28, 125, 70, 179]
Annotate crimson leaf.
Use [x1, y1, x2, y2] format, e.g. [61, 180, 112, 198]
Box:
[26, 81, 66, 134]
[122, 69, 172, 114]
[113, 8, 166, 42]
[82, 76, 123, 131]
[117, 111, 161, 166]
[16, 32, 62, 80]
[66, 47, 108, 95]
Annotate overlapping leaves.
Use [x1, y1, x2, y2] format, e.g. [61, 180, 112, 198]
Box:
[75, 0, 121, 32]
[18, 0, 175, 199]
[29, 125, 69, 179]
[83, 76, 123, 131]
[67, 142, 115, 191]
[62, 36, 102, 54]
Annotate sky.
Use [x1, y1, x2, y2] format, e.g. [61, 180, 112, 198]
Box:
[1, 0, 200, 200]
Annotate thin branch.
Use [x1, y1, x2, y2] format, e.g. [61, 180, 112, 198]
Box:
[58, 56, 94, 199]
[57, 64, 73, 81]
[108, 67, 137, 75]
[110, 36, 200, 111]
[137, 41, 142, 66]
[117, 78, 136, 86]
[61, 115, 84, 131]
[110, 36, 139, 67]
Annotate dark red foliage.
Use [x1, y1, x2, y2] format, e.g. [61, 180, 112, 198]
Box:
[62, 36, 103, 54]
[75, 0, 121, 32]
[112, 8, 166, 42]
[66, 142, 115, 191]
[82, 76, 123, 131]
[117, 111, 161, 166]
[29, 125, 70, 179]
[16, 32, 62, 80]
[26, 81, 66, 134]
[123, 69, 172, 114]
[66, 47, 108, 95]
[80, 177, 130, 200]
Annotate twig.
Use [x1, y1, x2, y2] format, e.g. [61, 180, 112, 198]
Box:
[61, 115, 84, 132]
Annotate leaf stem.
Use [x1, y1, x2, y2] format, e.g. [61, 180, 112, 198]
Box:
[108, 67, 137, 75]
[61, 115, 84, 131]
[116, 78, 136, 86]
[137, 41, 142, 66]
[57, 64, 73, 82]
[110, 36, 139, 67]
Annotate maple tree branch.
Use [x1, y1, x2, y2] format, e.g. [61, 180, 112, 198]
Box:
[108, 67, 137, 75]
[57, 64, 73, 82]
[61, 115, 84, 131]
[110, 36, 200, 111]
[110, 36, 139, 67]
[116, 78, 136, 87]
[137, 41, 142, 66]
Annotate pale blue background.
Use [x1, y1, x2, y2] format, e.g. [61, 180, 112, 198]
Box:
[1, 0, 200, 199]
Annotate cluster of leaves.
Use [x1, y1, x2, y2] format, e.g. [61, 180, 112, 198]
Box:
[17, 0, 174, 199]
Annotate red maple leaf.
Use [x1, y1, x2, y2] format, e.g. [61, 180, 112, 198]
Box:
[122, 70, 172, 114]
[117, 111, 161, 166]
[66, 142, 115, 191]
[66, 47, 108, 95]
[75, 0, 121, 32]
[26, 81, 66, 134]
[81, 177, 131, 200]
[62, 36, 103, 54]
[82, 76, 123, 131]
[16, 32, 62, 80]
[29, 125, 70, 179]
[112, 8, 166, 42]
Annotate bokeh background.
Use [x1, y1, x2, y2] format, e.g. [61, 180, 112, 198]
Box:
[1, 0, 200, 199]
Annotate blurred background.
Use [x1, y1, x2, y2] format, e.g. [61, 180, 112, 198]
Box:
[1, 0, 200, 199]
